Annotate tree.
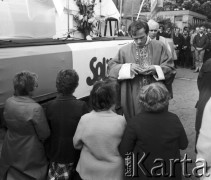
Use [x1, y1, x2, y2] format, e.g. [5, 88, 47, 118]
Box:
[191, 1, 202, 13]
[181, 0, 211, 20]
[142, 0, 150, 12]
[201, 1, 211, 19]
[182, 0, 193, 10]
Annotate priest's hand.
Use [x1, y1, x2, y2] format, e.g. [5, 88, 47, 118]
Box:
[130, 63, 144, 75]
[140, 66, 156, 75]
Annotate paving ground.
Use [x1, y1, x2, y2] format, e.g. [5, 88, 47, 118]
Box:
[0, 67, 200, 179]
[169, 67, 198, 180]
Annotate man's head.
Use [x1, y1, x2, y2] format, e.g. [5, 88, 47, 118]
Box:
[195, 27, 199, 34]
[208, 28, 211, 33]
[13, 71, 38, 96]
[183, 26, 188, 31]
[159, 26, 164, 32]
[121, 24, 126, 31]
[183, 30, 188, 36]
[199, 26, 205, 34]
[166, 27, 171, 33]
[56, 69, 79, 96]
[174, 27, 180, 35]
[147, 19, 159, 40]
[128, 20, 149, 47]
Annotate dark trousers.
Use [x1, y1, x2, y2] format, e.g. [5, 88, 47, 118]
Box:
[181, 49, 191, 67]
[204, 49, 211, 63]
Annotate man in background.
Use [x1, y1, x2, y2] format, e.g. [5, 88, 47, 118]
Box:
[147, 19, 176, 62]
[118, 24, 128, 36]
[173, 27, 184, 67]
[190, 27, 199, 70]
[181, 29, 191, 68]
[204, 28, 211, 62]
[193, 26, 209, 72]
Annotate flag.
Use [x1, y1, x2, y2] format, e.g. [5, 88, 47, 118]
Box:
[52, 0, 64, 17]
[1, 0, 56, 39]
[150, 0, 163, 19]
[26, 0, 54, 19]
[94, 0, 120, 20]
[26, 0, 64, 19]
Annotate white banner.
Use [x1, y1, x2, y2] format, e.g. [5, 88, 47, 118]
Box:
[67, 40, 132, 98]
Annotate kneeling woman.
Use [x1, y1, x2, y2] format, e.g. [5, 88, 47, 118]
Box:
[73, 80, 126, 180]
[0, 71, 50, 180]
[120, 82, 188, 180]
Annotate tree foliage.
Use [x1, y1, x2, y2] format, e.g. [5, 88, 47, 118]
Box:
[181, 0, 211, 19]
[138, 0, 211, 19]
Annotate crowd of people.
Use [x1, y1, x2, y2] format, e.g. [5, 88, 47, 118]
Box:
[119, 20, 211, 72]
[0, 19, 210, 180]
[156, 24, 211, 72]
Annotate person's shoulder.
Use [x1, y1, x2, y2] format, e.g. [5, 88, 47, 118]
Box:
[129, 112, 148, 123]
[5, 96, 14, 104]
[164, 111, 183, 125]
[72, 98, 87, 107]
[151, 39, 166, 48]
[205, 97, 211, 110]
[165, 111, 179, 119]
[115, 114, 126, 123]
[151, 39, 161, 44]
[120, 42, 133, 50]
[118, 42, 133, 54]
[29, 102, 43, 114]
[30, 101, 42, 109]
[203, 58, 211, 65]
[78, 111, 93, 123]
[201, 58, 211, 72]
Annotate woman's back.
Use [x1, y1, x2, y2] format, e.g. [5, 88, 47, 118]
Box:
[74, 110, 126, 180]
[46, 95, 88, 163]
[0, 96, 50, 180]
[120, 111, 188, 180]
[132, 112, 187, 157]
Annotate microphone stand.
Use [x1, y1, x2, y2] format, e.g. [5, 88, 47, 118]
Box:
[63, 0, 72, 40]
[98, 0, 102, 37]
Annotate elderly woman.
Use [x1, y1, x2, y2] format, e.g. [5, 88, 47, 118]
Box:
[45, 69, 89, 180]
[0, 71, 50, 180]
[119, 82, 188, 180]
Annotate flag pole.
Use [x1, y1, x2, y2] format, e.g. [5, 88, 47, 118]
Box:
[131, 0, 134, 21]
[136, 0, 146, 21]
[67, 0, 70, 33]
[99, 0, 102, 37]
[119, 0, 123, 26]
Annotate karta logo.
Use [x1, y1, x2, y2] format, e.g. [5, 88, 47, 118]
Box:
[86, 57, 112, 86]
